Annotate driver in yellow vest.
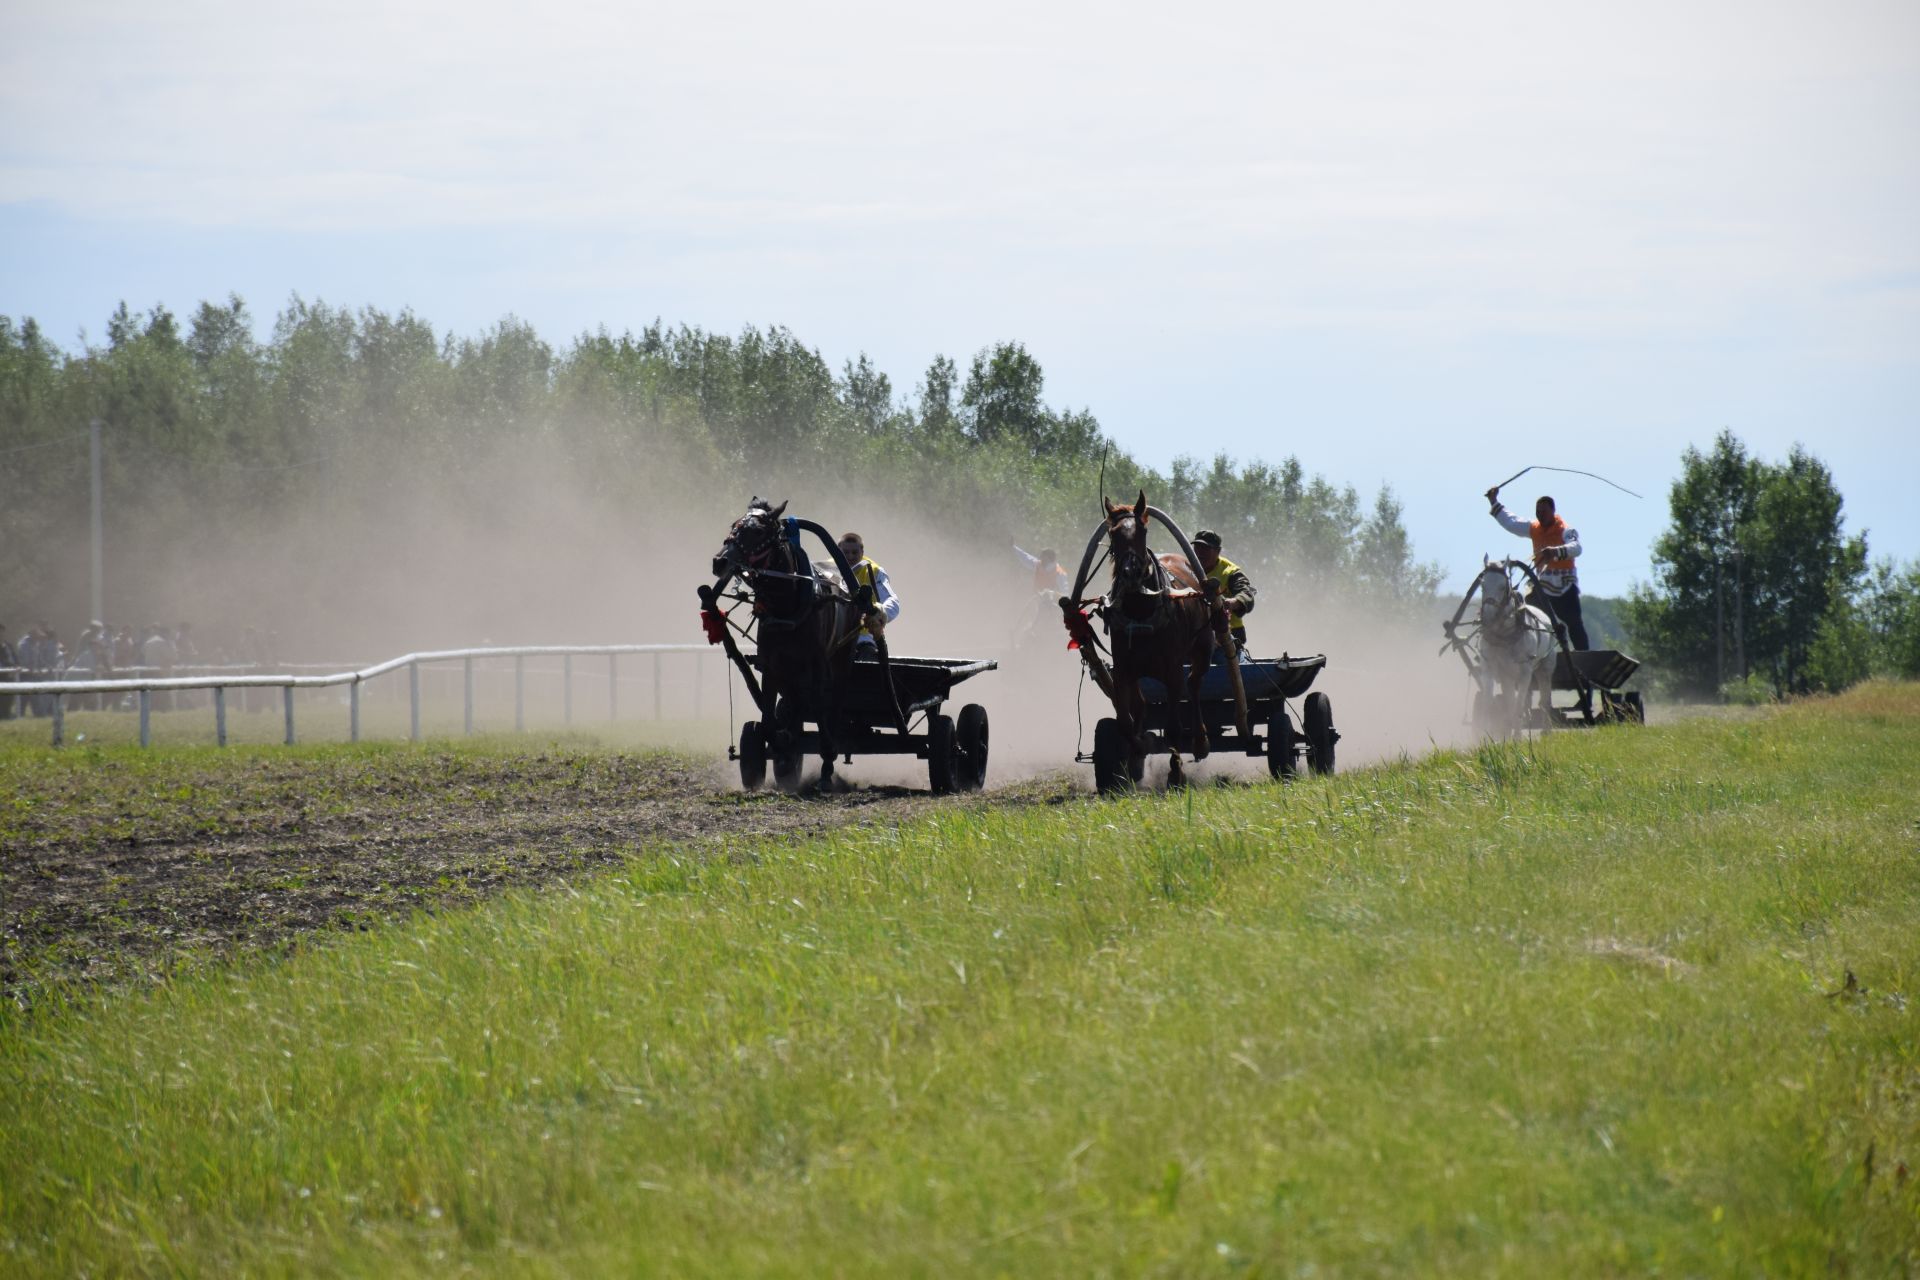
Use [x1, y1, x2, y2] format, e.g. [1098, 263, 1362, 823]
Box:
[837, 532, 902, 650]
[1192, 529, 1256, 660]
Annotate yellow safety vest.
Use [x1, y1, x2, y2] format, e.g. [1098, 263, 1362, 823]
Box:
[850, 556, 888, 633]
[1209, 555, 1247, 634]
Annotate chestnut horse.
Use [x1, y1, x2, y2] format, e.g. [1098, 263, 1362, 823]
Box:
[712, 498, 864, 786]
[1101, 491, 1218, 785]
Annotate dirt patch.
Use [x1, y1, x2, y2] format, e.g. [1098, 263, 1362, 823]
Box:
[0, 745, 1074, 1007]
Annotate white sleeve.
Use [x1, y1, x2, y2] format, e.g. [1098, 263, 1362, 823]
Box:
[1491, 505, 1533, 538]
[1560, 527, 1581, 558]
[874, 567, 902, 622]
[1012, 545, 1040, 570]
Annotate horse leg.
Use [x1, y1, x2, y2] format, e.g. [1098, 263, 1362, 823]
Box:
[1185, 644, 1211, 762]
[1119, 675, 1149, 783]
[812, 663, 838, 788]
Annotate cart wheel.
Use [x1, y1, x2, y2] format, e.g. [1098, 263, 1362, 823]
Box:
[772, 699, 805, 793]
[1622, 690, 1645, 724]
[956, 703, 989, 791]
[1267, 709, 1297, 781]
[1304, 692, 1336, 776]
[928, 713, 960, 795]
[1092, 717, 1130, 796]
[738, 720, 768, 790]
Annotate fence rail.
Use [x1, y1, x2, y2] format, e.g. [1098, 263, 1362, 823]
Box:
[1, 644, 712, 748]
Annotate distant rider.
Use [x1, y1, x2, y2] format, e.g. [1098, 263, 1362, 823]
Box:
[837, 532, 903, 651]
[1486, 488, 1589, 649]
[1012, 545, 1071, 594]
[1192, 529, 1257, 660]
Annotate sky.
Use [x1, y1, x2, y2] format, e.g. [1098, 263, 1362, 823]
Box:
[3, 0, 1916, 598]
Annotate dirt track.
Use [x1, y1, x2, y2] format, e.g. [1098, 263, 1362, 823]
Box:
[1, 747, 1075, 1007]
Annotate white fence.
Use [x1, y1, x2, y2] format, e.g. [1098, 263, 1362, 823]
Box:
[1, 645, 713, 748]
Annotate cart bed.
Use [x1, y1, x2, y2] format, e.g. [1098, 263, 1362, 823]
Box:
[1551, 649, 1639, 691]
[1139, 654, 1326, 705]
[748, 653, 997, 721]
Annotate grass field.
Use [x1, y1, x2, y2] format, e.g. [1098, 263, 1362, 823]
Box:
[3, 685, 1917, 1275]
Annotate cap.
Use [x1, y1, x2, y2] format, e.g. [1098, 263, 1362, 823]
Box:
[1192, 530, 1222, 549]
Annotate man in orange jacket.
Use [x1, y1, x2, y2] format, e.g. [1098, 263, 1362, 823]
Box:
[1486, 487, 1589, 649]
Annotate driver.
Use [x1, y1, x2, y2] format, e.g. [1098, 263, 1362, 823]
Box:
[836, 532, 902, 650]
[1192, 530, 1256, 660]
[1012, 544, 1071, 594]
[1485, 488, 1589, 649]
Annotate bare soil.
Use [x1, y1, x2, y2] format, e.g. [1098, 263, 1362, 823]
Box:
[0, 745, 1075, 1007]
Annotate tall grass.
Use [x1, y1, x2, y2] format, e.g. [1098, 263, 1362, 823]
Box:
[4, 685, 1917, 1275]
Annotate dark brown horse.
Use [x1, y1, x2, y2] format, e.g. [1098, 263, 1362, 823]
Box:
[712, 498, 865, 788]
[1101, 490, 1217, 785]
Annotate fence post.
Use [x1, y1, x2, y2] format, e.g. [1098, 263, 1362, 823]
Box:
[564, 654, 573, 727]
[409, 662, 421, 742]
[283, 685, 296, 745]
[464, 656, 474, 736]
[350, 680, 361, 743]
[214, 687, 227, 747]
[139, 689, 151, 748]
[51, 694, 64, 747]
[515, 656, 525, 733]
[652, 652, 662, 720]
[608, 653, 618, 721]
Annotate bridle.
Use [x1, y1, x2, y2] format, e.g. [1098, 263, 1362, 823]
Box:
[1107, 511, 1167, 602]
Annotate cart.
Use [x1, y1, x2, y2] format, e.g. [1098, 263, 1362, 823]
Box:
[1080, 654, 1336, 793]
[1440, 557, 1646, 732]
[1542, 649, 1645, 728]
[732, 653, 997, 794]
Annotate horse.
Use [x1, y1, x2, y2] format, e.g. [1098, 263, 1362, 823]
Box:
[711, 497, 866, 788]
[1100, 490, 1218, 786]
[1471, 557, 1558, 733]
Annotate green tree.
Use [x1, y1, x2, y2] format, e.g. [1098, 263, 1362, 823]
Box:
[960, 342, 1045, 448]
[1861, 558, 1920, 679]
[839, 353, 894, 435]
[916, 355, 958, 435]
[1626, 431, 1868, 696]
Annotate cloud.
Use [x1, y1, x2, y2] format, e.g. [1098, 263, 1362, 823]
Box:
[3, 0, 1917, 349]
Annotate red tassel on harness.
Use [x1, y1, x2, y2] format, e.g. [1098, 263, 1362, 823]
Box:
[1063, 608, 1097, 652]
[699, 609, 727, 645]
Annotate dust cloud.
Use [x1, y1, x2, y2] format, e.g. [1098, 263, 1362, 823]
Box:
[55, 430, 1481, 783]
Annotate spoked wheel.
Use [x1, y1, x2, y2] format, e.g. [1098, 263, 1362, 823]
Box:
[738, 720, 768, 790]
[1267, 709, 1297, 781]
[1622, 690, 1646, 724]
[772, 698, 805, 793]
[1304, 692, 1337, 776]
[928, 712, 960, 795]
[956, 703, 989, 792]
[1091, 717, 1130, 796]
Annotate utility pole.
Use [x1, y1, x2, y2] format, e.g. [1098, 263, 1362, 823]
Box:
[1714, 556, 1725, 694]
[89, 418, 104, 623]
[1731, 549, 1746, 680]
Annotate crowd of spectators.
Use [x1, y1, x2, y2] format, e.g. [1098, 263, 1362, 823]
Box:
[0, 621, 283, 718]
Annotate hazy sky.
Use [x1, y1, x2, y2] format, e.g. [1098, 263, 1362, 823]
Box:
[4, 0, 1916, 596]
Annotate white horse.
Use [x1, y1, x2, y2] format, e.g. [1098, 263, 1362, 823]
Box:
[1467, 557, 1558, 734]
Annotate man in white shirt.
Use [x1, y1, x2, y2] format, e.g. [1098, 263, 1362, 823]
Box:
[1486, 488, 1589, 650]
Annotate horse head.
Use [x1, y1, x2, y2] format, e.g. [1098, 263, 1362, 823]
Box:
[714, 497, 788, 578]
[1103, 489, 1162, 598]
[1478, 558, 1518, 631]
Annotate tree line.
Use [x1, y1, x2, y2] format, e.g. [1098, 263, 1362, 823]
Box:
[1626, 430, 1919, 697]
[6, 298, 1912, 698]
[0, 297, 1441, 642]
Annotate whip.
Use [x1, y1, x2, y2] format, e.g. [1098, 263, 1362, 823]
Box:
[1487, 465, 1642, 500]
